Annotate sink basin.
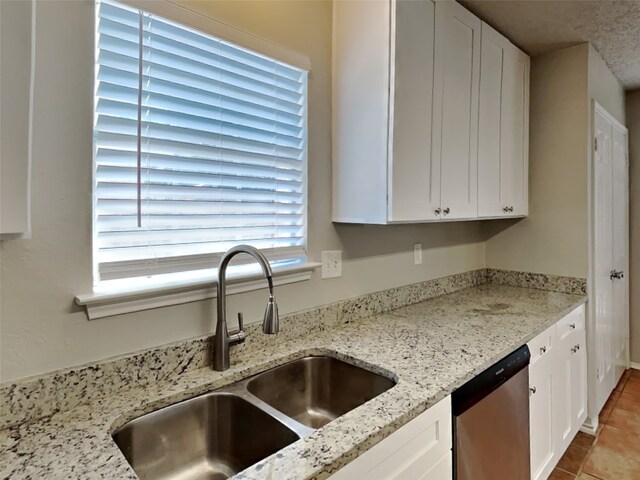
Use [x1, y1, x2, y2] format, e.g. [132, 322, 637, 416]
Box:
[112, 392, 299, 480]
[247, 356, 396, 428]
[112, 356, 396, 479]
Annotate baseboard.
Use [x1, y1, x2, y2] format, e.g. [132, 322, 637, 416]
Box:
[580, 416, 599, 436]
[630, 362, 640, 370]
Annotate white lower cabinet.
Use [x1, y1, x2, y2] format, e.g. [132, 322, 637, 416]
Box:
[529, 325, 558, 480]
[328, 396, 452, 480]
[529, 305, 588, 480]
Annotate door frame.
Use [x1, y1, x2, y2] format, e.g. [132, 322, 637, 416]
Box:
[585, 100, 629, 434]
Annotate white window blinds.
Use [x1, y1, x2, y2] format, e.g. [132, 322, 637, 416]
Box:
[94, 0, 308, 282]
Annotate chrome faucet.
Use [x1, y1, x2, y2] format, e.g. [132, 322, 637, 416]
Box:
[213, 245, 279, 371]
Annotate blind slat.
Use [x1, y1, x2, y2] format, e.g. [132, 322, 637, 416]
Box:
[97, 61, 303, 116]
[96, 166, 303, 189]
[97, 84, 303, 132]
[95, 149, 303, 181]
[96, 199, 304, 215]
[94, 0, 307, 281]
[94, 130, 304, 162]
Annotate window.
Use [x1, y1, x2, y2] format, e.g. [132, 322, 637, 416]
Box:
[93, 0, 308, 284]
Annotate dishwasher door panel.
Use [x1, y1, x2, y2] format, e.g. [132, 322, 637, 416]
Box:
[454, 367, 530, 480]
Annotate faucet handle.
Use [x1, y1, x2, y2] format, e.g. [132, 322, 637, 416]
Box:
[229, 312, 247, 345]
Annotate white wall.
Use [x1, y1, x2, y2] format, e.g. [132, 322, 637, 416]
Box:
[484, 44, 590, 278]
[626, 89, 640, 364]
[0, 0, 486, 383]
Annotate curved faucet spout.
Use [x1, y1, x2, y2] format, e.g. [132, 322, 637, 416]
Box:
[213, 245, 280, 371]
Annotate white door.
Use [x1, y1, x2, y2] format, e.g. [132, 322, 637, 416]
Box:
[477, 23, 529, 218]
[611, 124, 629, 383]
[593, 108, 615, 412]
[389, 0, 437, 221]
[432, 0, 480, 220]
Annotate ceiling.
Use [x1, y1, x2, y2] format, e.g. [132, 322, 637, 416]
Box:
[459, 0, 640, 90]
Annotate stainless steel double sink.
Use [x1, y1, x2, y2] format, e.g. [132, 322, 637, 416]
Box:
[112, 356, 396, 480]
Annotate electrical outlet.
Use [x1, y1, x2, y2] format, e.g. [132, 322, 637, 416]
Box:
[321, 250, 342, 279]
[414, 243, 423, 265]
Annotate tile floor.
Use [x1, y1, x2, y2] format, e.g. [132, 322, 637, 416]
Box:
[549, 368, 640, 480]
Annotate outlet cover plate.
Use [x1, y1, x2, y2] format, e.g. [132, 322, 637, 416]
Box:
[414, 243, 423, 265]
[321, 250, 342, 279]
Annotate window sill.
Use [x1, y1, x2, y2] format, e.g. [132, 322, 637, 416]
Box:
[75, 262, 321, 320]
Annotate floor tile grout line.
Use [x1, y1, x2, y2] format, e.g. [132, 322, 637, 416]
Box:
[576, 368, 638, 480]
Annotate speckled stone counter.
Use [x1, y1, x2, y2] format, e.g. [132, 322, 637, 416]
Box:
[0, 284, 585, 480]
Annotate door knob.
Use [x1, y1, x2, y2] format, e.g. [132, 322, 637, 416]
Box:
[610, 270, 625, 280]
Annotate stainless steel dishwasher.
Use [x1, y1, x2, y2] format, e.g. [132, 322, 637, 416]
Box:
[452, 345, 531, 480]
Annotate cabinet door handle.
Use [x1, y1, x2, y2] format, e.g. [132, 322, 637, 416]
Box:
[540, 346, 547, 355]
[503, 206, 510, 213]
[529, 387, 537, 395]
[435, 208, 441, 215]
[569, 323, 576, 330]
[571, 344, 580, 354]
[443, 207, 450, 215]
[509, 206, 514, 212]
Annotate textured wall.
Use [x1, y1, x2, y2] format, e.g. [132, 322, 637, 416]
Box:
[626, 89, 640, 364]
[0, 0, 486, 382]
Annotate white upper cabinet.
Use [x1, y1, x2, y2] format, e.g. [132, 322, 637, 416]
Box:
[432, 0, 481, 220]
[478, 23, 530, 218]
[332, 0, 529, 224]
[332, 0, 437, 224]
[389, 0, 438, 221]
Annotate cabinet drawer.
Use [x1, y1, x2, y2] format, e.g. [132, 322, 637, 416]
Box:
[528, 324, 556, 366]
[556, 305, 586, 344]
[329, 396, 452, 480]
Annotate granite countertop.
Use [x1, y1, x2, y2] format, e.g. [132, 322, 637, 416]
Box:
[0, 283, 586, 480]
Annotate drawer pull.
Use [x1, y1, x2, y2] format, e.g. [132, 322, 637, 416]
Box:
[540, 346, 547, 355]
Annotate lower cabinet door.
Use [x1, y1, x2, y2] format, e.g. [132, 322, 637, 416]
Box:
[529, 353, 556, 480]
[555, 339, 574, 454]
[328, 396, 452, 480]
[420, 451, 452, 480]
[570, 330, 588, 431]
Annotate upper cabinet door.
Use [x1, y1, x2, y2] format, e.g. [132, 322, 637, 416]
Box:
[478, 23, 529, 218]
[388, 0, 437, 222]
[432, 1, 481, 220]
